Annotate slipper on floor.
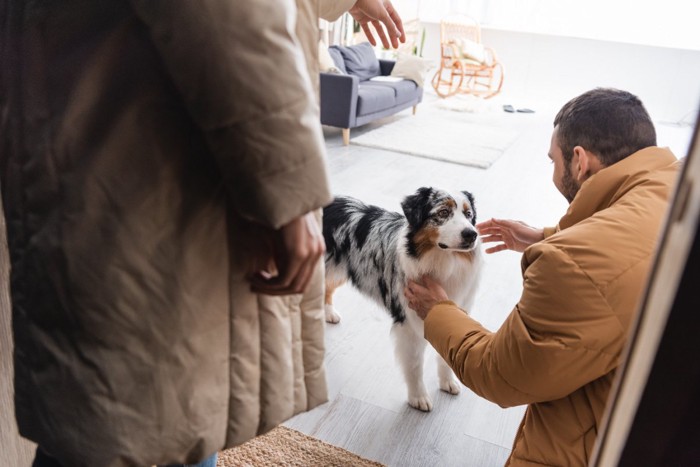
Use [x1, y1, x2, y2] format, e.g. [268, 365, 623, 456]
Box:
[503, 105, 515, 113]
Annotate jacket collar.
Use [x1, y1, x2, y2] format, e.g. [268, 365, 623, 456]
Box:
[557, 147, 678, 231]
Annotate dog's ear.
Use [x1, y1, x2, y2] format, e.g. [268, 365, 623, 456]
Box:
[462, 190, 477, 224]
[402, 187, 434, 228]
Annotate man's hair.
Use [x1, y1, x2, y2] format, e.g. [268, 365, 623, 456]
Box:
[553, 88, 657, 166]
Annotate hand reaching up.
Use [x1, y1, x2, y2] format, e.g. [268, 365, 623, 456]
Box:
[476, 218, 544, 254]
[349, 0, 405, 49]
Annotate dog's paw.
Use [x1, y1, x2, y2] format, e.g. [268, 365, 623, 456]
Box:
[324, 304, 341, 324]
[408, 394, 433, 412]
[440, 378, 461, 395]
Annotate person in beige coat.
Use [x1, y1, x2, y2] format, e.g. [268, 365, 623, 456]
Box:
[405, 88, 681, 466]
[0, 0, 403, 466]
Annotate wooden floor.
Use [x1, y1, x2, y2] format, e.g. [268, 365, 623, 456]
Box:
[284, 92, 694, 466]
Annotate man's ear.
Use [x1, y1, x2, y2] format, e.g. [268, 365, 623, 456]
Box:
[572, 146, 602, 181]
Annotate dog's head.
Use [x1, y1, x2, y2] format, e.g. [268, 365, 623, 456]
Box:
[401, 187, 478, 258]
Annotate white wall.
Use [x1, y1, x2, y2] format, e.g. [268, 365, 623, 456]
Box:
[416, 0, 700, 52]
[421, 22, 700, 126]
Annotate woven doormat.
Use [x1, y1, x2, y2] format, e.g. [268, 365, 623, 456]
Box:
[217, 426, 384, 467]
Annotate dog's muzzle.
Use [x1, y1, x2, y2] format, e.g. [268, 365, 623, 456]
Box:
[459, 229, 478, 249]
[439, 229, 478, 251]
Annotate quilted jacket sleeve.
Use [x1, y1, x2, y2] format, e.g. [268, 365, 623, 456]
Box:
[130, 0, 331, 229]
[425, 243, 625, 407]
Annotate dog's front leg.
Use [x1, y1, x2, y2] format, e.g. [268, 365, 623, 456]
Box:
[393, 322, 432, 412]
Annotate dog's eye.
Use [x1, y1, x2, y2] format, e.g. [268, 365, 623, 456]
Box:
[437, 208, 450, 219]
[465, 210, 473, 218]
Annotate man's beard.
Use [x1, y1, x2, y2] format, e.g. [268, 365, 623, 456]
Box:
[562, 162, 579, 203]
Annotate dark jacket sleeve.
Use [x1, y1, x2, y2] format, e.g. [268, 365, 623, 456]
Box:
[130, 0, 332, 228]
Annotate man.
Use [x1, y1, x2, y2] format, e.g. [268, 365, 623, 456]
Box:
[0, 0, 403, 466]
[405, 88, 680, 466]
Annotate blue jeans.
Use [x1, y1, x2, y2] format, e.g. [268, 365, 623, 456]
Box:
[170, 452, 218, 467]
[33, 447, 218, 467]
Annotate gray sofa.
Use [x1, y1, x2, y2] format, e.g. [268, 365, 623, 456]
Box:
[320, 42, 423, 145]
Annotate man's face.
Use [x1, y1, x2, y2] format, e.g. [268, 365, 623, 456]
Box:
[549, 127, 579, 203]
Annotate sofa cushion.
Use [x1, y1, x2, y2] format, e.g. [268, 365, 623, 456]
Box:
[368, 79, 420, 106]
[327, 46, 347, 74]
[336, 42, 380, 81]
[356, 83, 396, 116]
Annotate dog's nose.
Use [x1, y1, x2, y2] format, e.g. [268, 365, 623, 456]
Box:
[461, 229, 477, 244]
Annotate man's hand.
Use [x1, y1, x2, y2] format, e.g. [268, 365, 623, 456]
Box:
[476, 218, 544, 254]
[404, 276, 449, 320]
[245, 212, 325, 295]
[349, 0, 405, 49]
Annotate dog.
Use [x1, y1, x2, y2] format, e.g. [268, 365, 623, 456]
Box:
[322, 187, 483, 412]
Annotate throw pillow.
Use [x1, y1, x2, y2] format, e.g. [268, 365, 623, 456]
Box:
[457, 38, 486, 64]
[336, 42, 380, 81]
[327, 46, 347, 74]
[390, 53, 432, 87]
[319, 41, 343, 73]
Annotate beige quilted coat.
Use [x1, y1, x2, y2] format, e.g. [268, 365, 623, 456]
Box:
[0, 0, 348, 465]
[425, 148, 680, 466]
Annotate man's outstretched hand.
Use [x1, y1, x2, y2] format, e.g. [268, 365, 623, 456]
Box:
[246, 212, 325, 295]
[349, 0, 405, 49]
[476, 218, 544, 254]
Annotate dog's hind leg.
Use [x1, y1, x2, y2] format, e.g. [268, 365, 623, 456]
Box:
[324, 276, 346, 324]
[437, 353, 461, 395]
[393, 323, 432, 412]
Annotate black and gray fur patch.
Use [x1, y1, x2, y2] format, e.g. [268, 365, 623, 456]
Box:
[323, 196, 407, 323]
[462, 190, 477, 224]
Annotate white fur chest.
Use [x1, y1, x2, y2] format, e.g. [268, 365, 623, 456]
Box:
[399, 236, 484, 312]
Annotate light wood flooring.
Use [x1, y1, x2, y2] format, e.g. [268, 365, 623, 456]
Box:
[284, 93, 694, 466]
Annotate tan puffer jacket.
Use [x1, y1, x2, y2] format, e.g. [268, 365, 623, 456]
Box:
[0, 0, 344, 465]
[424, 148, 679, 466]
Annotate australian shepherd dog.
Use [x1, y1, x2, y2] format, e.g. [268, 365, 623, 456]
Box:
[322, 187, 483, 412]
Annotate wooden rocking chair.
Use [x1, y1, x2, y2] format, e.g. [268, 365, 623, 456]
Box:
[431, 15, 504, 99]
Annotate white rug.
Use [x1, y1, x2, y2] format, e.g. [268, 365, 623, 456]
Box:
[351, 99, 524, 169]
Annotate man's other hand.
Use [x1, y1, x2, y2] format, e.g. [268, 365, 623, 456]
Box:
[405, 276, 449, 320]
[476, 218, 544, 254]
